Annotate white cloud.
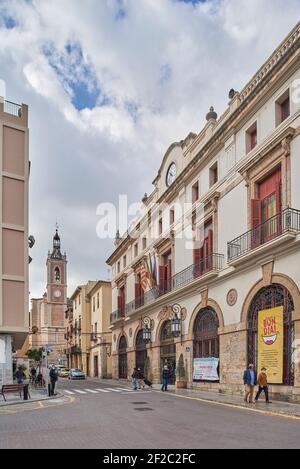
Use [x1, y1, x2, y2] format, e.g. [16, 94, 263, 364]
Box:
[0, 0, 299, 297]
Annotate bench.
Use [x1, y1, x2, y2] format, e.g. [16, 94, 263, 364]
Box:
[0, 384, 31, 402]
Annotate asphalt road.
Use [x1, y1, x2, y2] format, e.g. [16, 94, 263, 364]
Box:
[1, 378, 300, 449]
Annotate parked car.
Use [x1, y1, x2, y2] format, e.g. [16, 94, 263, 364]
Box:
[68, 368, 86, 380]
[58, 368, 70, 378]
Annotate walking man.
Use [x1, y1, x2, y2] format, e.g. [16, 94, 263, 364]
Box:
[161, 365, 170, 392]
[15, 366, 25, 384]
[243, 363, 257, 404]
[255, 367, 272, 404]
[49, 365, 58, 396]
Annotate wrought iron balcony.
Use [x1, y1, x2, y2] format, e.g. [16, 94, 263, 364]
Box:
[228, 208, 300, 262]
[110, 253, 224, 323]
[4, 100, 22, 117]
[70, 345, 82, 354]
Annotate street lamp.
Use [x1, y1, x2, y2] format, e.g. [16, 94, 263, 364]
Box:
[142, 316, 152, 343]
[171, 304, 183, 341]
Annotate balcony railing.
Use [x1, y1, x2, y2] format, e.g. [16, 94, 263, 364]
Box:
[110, 253, 224, 323]
[70, 345, 82, 354]
[4, 100, 22, 117]
[228, 208, 300, 262]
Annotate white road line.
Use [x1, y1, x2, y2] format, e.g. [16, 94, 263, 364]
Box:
[84, 389, 99, 394]
[73, 389, 87, 394]
[116, 388, 134, 392]
[63, 390, 75, 395]
[104, 388, 122, 392]
[95, 389, 110, 393]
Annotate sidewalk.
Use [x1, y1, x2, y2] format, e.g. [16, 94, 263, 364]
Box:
[87, 377, 300, 418]
[0, 385, 57, 407]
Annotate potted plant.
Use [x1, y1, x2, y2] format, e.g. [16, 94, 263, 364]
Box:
[176, 353, 187, 389]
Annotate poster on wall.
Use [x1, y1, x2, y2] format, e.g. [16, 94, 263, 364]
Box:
[193, 357, 219, 381]
[0, 337, 5, 364]
[258, 306, 284, 384]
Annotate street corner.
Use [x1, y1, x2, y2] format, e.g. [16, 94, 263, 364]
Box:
[0, 394, 74, 415]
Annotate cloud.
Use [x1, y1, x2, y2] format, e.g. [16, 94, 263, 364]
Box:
[0, 0, 299, 297]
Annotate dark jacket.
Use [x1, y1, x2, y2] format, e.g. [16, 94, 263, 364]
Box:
[136, 370, 144, 380]
[243, 369, 257, 386]
[49, 369, 58, 382]
[132, 370, 138, 379]
[162, 368, 170, 380]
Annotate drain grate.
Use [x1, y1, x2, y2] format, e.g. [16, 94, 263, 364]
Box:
[134, 407, 153, 411]
[131, 402, 149, 405]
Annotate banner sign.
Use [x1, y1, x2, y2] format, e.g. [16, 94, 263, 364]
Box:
[193, 357, 219, 381]
[258, 306, 284, 384]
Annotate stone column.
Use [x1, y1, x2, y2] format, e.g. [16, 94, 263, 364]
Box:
[111, 352, 118, 380]
[150, 344, 161, 384]
[219, 325, 247, 395]
[293, 319, 300, 390]
[127, 348, 135, 381]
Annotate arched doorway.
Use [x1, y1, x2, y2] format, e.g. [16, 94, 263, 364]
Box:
[135, 330, 147, 373]
[247, 284, 294, 385]
[118, 335, 127, 379]
[193, 307, 219, 381]
[160, 320, 176, 384]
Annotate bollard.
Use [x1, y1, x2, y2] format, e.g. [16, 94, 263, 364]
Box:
[23, 384, 29, 401]
[48, 383, 52, 397]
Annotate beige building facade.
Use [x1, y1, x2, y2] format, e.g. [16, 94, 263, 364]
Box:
[0, 97, 29, 385]
[69, 281, 112, 378]
[107, 23, 300, 402]
[88, 281, 112, 379]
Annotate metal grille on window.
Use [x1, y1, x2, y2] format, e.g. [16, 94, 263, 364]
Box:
[193, 307, 219, 359]
[247, 284, 294, 386]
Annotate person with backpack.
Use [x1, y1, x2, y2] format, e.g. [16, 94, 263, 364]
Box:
[131, 367, 138, 390]
[15, 366, 26, 384]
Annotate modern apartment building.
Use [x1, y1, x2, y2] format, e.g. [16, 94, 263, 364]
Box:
[0, 97, 29, 385]
[107, 23, 300, 401]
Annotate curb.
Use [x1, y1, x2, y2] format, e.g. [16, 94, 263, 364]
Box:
[0, 392, 64, 408]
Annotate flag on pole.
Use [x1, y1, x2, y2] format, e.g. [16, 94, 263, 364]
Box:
[140, 261, 149, 292]
[148, 252, 157, 287]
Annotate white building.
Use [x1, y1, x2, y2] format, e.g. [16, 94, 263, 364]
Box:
[107, 22, 300, 401]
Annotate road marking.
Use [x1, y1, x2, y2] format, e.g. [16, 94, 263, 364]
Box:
[95, 389, 110, 393]
[104, 388, 122, 392]
[84, 389, 99, 394]
[73, 389, 87, 394]
[63, 390, 75, 395]
[116, 388, 134, 392]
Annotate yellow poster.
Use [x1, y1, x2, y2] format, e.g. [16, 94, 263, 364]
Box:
[258, 306, 284, 384]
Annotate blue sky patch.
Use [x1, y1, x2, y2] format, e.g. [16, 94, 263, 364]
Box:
[43, 41, 110, 111]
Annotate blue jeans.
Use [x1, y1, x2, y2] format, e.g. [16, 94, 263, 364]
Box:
[161, 378, 169, 391]
[132, 378, 137, 390]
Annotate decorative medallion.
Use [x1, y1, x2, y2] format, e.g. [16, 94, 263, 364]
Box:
[227, 289, 238, 306]
[129, 328, 133, 338]
[113, 334, 116, 343]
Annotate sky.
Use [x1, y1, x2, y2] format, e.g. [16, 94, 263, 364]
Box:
[0, 0, 299, 299]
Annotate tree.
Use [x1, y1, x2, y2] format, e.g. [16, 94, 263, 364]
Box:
[26, 348, 44, 363]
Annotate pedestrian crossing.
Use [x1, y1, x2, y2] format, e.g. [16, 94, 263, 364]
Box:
[62, 386, 151, 396]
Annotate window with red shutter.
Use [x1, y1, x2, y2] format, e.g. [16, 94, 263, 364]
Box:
[251, 199, 262, 248]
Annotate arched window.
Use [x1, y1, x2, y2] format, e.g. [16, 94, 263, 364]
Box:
[54, 267, 60, 282]
[193, 307, 219, 358]
[136, 330, 147, 373]
[160, 321, 176, 384]
[118, 336, 127, 379]
[247, 284, 294, 386]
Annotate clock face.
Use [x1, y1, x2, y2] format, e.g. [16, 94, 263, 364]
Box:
[54, 289, 62, 299]
[166, 162, 177, 187]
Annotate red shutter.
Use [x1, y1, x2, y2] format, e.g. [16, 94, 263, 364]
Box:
[207, 229, 213, 271]
[251, 199, 262, 248]
[167, 260, 172, 292]
[194, 243, 201, 278]
[117, 296, 122, 318]
[275, 181, 282, 236]
[135, 283, 140, 308]
[159, 265, 165, 295]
